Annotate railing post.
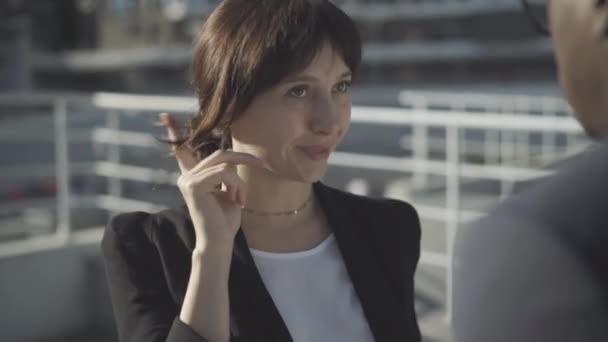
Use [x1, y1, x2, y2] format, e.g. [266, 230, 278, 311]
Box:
[514, 97, 531, 166]
[484, 101, 500, 165]
[499, 101, 515, 199]
[541, 98, 558, 161]
[107, 110, 123, 212]
[454, 100, 467, 165]
[445, 125, 461, 323]
[412, 97, 429, 190]
[54, 98, 71, 240]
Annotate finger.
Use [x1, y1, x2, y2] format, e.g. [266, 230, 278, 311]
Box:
[158, 113, 198, 173]
[189, 164, 246, 200]
[188, 150, 271, 176]
[214, 163, 245, 206]
[227, 183, 237, 203]
[213, 165, 244, 201]
[231, 161, 247, 205]
[157, 112, 177, 128]
[214, 172, 244, 205]
[222, 164, 239, 203]
[175, 148, 199, 174]
[237, 186, 246, 206]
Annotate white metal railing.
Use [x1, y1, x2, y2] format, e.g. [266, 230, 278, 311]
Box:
[0, 91, 585, 322]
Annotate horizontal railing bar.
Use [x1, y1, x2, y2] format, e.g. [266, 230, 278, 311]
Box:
[93, 161, 178, 184]
[329, 151, 552, 180]
[73, 194, 169, 213]
[420, 251, 449, 268]
[415, 204, 484, 223]
[0, 227, 105, 259]
[0, 129, 92, 142]
[351, 107, 582, 132]
[0, 162, 93, 182]
[398, 90, 571, 111]
[89, 154, 551, 185]
[92, 93, 198, 112]
[0, 90, 572, 116]
[92, 127, 159, 147]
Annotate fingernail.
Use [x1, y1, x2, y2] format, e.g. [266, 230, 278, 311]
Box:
[159, 113, 174, 126]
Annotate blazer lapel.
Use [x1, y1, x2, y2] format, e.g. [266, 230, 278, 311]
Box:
[229, 230, 292, 341]
[314, 182, 409, 342]
[175, 203, 291, 341]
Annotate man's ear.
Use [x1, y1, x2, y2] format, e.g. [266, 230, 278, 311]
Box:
[593, 0, 608, 38]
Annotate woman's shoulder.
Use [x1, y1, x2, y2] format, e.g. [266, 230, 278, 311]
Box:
[321, 183, 418, 223]
[101, 206, 193, 256]
[359, 194, 420, 241]
[324, 185, 421, 271]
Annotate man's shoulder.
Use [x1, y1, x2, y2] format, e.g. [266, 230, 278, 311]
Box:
[458, 139, 608, 261]
[516, 140, 608, 223]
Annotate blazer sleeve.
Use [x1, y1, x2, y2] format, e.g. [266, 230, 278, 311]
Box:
[101, 212, 212, 342]
[400, 201, 421, 274]
[390, 200, 422, 341]
[401, 202, 422, 341]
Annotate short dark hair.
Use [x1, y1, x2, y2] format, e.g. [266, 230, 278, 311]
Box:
[180, 0, 362, 159]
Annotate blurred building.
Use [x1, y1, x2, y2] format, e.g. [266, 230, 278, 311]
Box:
[1, 0, 556, 95]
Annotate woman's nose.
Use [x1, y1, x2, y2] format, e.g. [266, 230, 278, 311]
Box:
[310, 98, 342, 135]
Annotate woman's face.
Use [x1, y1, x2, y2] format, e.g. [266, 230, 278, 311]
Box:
[231, 40, 352, 183]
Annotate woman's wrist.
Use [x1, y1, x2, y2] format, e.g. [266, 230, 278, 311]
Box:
[192, 240, 234, 262]
[190, 244, 233, 284]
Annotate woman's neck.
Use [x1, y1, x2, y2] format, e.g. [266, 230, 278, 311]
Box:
[237, 164, 316, 232]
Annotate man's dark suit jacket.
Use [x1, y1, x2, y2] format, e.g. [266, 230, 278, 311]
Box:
[101, 181, 422, 342]
[454, 139, 608, 342]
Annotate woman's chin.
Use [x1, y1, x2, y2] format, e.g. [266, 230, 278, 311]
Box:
[303, 166, 327, 183]
[286, 165, 327, 184]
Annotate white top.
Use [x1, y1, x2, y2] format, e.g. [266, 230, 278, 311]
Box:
[250, 234, 375, 342]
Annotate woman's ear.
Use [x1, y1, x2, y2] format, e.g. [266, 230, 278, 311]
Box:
[220, 127, 232, 151]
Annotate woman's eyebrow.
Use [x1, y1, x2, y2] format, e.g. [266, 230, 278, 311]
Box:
[283, 71, 352, 84]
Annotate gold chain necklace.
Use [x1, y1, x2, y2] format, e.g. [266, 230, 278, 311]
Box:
[241, 195, 313, 217]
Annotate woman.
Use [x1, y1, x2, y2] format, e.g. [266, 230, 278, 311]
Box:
[101, 0, 421, 341]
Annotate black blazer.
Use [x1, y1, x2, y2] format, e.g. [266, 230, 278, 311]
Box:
[101, 181, 421, 342]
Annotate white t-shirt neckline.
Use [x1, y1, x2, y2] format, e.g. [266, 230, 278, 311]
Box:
[249, 233, 335, 260]
[249, 232, 375, 341]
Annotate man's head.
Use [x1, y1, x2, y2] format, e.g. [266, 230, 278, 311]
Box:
[548, 0, 608, 138]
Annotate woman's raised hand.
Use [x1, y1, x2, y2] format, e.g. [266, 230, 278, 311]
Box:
[158, 113, 270, 250]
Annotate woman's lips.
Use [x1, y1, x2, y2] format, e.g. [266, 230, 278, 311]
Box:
[298, 146, 332, 160]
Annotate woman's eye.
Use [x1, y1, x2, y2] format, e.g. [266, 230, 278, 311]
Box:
[335, 81, 352, 93]
[289, 86, 308, 98]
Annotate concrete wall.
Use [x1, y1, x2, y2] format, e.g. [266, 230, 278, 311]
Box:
[0, 243, 116, 342]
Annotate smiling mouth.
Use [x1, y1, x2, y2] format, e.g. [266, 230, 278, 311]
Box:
[298, 146, 332, 160]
